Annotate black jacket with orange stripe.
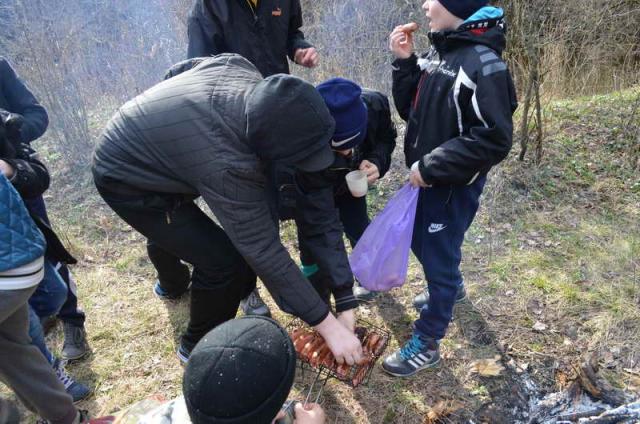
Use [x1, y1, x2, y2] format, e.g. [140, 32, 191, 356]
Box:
[187, 0, 312, 77]
[392, 11, 518, 186]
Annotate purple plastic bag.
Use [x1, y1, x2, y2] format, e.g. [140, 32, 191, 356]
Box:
[349, 183, 420, 292]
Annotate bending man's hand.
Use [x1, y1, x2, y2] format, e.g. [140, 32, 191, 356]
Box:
[314, 314, 363, 366]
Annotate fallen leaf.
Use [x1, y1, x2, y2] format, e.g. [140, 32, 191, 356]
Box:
[470, 356, 505, 377]
[423, 400, 464, 424]
[533, 321, 547, 332]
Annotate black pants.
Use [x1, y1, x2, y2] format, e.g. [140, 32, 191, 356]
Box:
[24, 195, 86, 327]
[96, 184, 256, 351]
[334, 190, 370, 248]
[147, 240, 191, 295]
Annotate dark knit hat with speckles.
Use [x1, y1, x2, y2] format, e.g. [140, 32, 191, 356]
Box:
[183, 316, 296, 424]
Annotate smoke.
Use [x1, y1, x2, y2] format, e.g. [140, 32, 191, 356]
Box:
[295, 0, 424, 94]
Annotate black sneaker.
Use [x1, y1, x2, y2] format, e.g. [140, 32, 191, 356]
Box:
[413, 284, 466, 311]
[62, 323, 89, 361]
[240, 289, 271, 317]
[382, 333, 440, 377]
[153, 280, 190, 301]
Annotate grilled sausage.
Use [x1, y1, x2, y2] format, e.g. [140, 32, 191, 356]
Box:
[352, 366, 369, 387]
[290, 328, 305, 342]
[365, 334, 381, 354]
[294, 333, 315, 353]
[311, 344, 331, 367]
[303, 337, 325, 361]
[401, 22, 419, 34]
[373, 337, 387, 356]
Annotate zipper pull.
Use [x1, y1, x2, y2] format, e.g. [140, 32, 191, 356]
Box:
[166, 211, 172, 224]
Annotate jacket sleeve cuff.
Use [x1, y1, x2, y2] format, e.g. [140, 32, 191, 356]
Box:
[418, 156, 436, 186]
[392, 54, 418, 70]
[302, 303, 331, 327]
[364, 156, 387, 178]
[288, 39, 313, 61]
[333, 287, 359, 313]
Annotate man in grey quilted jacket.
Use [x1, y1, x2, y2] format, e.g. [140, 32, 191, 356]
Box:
[92, 54, 363, 365]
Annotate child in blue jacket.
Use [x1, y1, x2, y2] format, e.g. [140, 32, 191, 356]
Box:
[383, 0, 517, 377]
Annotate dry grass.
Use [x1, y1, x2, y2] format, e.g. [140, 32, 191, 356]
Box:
[2, 88, 639, 423]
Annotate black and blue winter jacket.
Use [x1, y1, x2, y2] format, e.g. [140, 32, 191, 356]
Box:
[392, 7, 518, 186]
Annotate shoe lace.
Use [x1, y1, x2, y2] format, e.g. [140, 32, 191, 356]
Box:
[248, 291, 264, 309]
[54, 360, 75, 390]
[399, 334, 426, 361]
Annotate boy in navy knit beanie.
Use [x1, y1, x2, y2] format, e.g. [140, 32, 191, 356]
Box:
[302, 78, 396, 304]
[383, 1, 518, 377]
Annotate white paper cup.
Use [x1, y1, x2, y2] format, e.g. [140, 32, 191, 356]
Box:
[346, 170, 368, 198]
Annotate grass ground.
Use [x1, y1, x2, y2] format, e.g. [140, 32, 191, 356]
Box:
[2, 87, 639, 423]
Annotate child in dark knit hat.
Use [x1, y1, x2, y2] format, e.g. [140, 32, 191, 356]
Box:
[383, 1, 518, 377]
[295, 78, 396, 305]
[94, 317, 325, 424]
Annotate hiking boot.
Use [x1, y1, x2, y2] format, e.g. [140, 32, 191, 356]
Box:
[413, 284, 466, 312]
[40, 315, 58, 335]
[53, 359, 91, 402]
[177, 343, 192, 365]
[240, 289, 271, 317]
[0, 398, 20, 424]
[62, 323, 89, 361]
[382, 333, 440, 377]
[153, 280, 189, 301]
[353, 285, 378, 303]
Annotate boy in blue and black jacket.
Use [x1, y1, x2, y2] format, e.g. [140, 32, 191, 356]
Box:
[383, 0, 517, 377]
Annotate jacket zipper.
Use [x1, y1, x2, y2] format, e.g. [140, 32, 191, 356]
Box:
[243, 0, 258, 21]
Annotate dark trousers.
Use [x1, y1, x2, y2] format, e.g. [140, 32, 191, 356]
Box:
[24, 195, 85, 327]
[147, 240, 191, 295]
[95, 184, 256, 350]
[335, 191, 370, 248]
[412, 176, 486, 340]
[297, 190, 369, 302]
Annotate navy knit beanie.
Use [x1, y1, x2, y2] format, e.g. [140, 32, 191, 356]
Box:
[438, 0, 489, 20]
[183, 316, 296, 424]
[316, 78, 368, 151]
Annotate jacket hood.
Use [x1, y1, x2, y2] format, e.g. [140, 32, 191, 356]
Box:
[429, 7, 507, 55]
[245, 74, 336, 170]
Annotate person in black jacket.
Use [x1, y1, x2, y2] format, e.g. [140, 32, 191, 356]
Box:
[0, 57, 90, 361]
[93, 55, 364, 365]
[185, 0, 319, 316]
[382, 1, 517, 378]
[187, 0, 319, 77]
[290, 78, 396, 304]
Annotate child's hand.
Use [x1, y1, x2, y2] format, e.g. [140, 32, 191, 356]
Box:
[0, 160, 15, 178]
[409, 167, 430, 188]
[389, 23, 418, 59]
[294, 403, 326, 424]
[359, 160, 380, 184]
